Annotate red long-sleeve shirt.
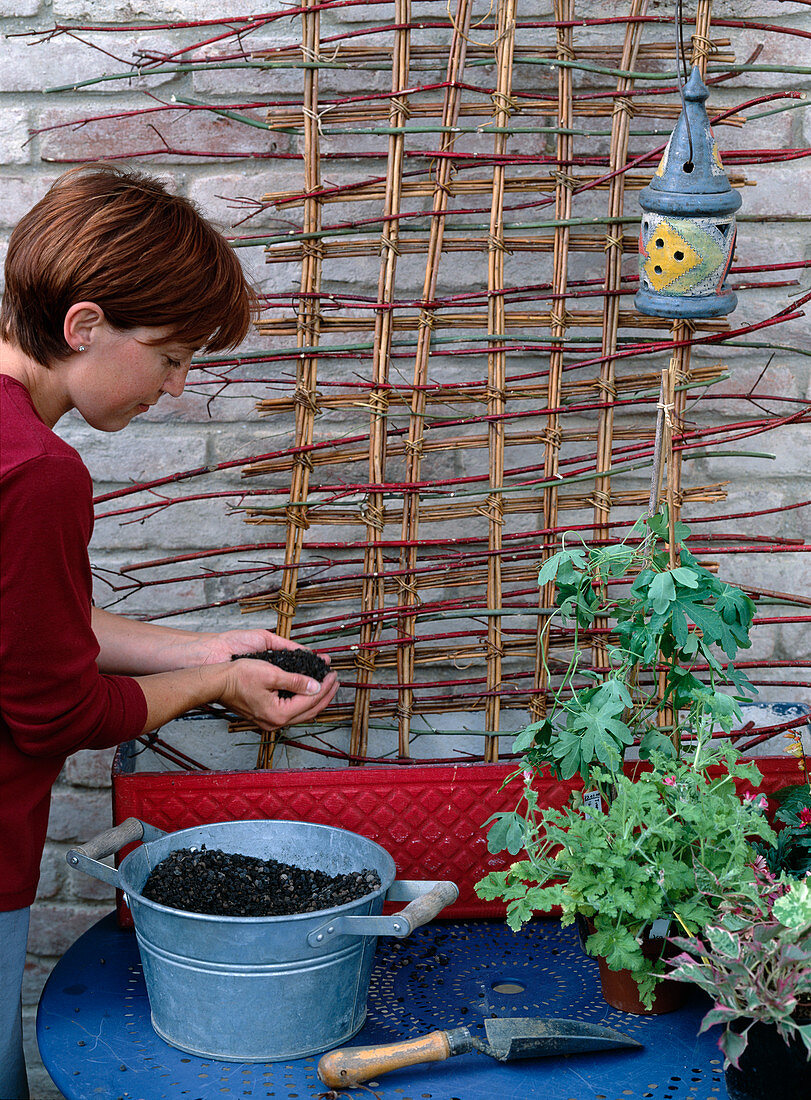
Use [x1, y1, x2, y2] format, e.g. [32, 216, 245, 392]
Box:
[0, 375, 147, 910]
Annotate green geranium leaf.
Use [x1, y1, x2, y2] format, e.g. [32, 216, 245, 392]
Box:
[485, 813, 526, 856]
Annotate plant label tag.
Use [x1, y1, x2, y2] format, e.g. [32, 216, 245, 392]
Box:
[583, 789, 603, 814]
[650, 918, 670, 939]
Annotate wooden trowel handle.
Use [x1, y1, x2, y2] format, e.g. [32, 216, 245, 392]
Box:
[317, 1028, 472, 1088]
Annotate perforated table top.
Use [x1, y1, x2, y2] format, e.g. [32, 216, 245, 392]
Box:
[37, 914, 727, 1100]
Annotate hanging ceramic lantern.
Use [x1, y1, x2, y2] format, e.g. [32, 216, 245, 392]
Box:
[636, 65, 741, 319]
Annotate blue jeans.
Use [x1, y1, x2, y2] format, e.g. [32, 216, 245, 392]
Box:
[0, 907, 30, 1100]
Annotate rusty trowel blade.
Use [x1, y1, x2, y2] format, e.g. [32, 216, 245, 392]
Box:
[483, 1017, 642, 1061]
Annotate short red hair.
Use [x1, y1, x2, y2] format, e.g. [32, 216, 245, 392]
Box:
[1, 165, 257, 365]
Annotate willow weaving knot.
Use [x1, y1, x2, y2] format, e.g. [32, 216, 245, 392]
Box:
[595, 377, 619, 399]
[612, 97, 636, 119]
[293, 387, 320, 415]
[551, 169, 580, 190]
[359, 501, 385, 532]
[352, 649, 377, 673]
[396, 577, 422, 607]
[365, 389, 390, 420]
[490, 90, 518, 117]
[475, 493, 505, 525]
[379, 234, 401, 255]
[284, 505, 310, 531]
[390, 96, 412, 119]
[589, 488, 613, 511]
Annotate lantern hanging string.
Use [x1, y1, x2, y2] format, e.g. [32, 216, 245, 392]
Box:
[675, 0, 694, 167]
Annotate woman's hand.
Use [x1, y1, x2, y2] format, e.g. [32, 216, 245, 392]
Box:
[219, 658, 339, 732]
[195, 629, 317, 667]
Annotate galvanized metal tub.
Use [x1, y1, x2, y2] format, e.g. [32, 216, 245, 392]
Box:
[67, 817, 458, 1062]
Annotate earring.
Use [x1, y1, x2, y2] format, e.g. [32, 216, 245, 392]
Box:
[77, 345, 87, 352]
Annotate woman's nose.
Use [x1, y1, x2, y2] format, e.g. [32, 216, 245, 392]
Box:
[163, 365, 190, 398]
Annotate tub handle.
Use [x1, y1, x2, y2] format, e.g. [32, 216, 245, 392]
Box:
[66, 816, 166, 888]
[307, 880, 458, 947]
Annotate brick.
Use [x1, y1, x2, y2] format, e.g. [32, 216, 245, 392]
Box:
[35, 847, 66, 902]
[188, 168, 306, 230]
[70, 866, 116, 903]
[192, 35, 303, 97]
[2, 35, 161, 95]
[0, 0, 38, 12]
[0, 109, 32, 166]
[38, 105, 287, 165]
[47, 787, 112, 843]
[27, 902, 109, 958]
[62, 746, 117, 787]
[52, 0, 261, 16]
[53, 420, 209, 483]
[0, 173, 59, 228]
[713, 105, 794, 154]
[741, 160, 811, 217]
[90, 493, 287, 554]
[22, 959, 55, 1009]
[720, 26, 811, 91]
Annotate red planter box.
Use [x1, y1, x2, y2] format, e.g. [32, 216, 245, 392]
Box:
[111, 744, 807, 927]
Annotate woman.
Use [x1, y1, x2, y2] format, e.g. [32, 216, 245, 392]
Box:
[0, 166, 338, 1097]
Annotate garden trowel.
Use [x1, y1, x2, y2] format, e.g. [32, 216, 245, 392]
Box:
[317, 1016, 642, 1087]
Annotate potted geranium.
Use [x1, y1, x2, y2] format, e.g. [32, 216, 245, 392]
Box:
[476, 509, 777, 1012]
[476, 740, 776, 1011]
[667, 871, 811, 1100]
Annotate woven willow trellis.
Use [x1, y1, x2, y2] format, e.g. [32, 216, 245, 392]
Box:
[29, 0, 808, 772]
[240, 0, 744, 767]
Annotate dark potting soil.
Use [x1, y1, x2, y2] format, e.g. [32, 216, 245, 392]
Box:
[141, 846, 381, 917]
[231, 647, 329, 698]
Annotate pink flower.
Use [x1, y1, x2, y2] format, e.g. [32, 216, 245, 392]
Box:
[662, 776, 677, 786]
[743, 792, 768, 810]
[798, 807, 811, 827]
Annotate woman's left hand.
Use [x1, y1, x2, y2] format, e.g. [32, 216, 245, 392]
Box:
[196, 629, 321, 667]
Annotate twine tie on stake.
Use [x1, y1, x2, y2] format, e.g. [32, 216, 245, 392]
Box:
[657, 398, 676, 431]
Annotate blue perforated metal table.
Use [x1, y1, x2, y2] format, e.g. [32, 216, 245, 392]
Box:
[37, 914, 727, 1100]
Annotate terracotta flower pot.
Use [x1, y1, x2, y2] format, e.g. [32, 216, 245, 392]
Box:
[724, 1020, 810, 1100]
[596, 954, 689, 1015]
[590, 922, 688, 1015]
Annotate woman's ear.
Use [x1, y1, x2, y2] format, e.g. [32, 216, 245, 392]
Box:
[63, 302, 106, 354]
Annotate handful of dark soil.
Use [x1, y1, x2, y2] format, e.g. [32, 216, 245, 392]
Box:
[141, 846, 381, 917]
[232, 647, 329, 698]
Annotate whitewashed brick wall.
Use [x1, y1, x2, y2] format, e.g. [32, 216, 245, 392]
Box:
[1, 3, 809, 1095]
